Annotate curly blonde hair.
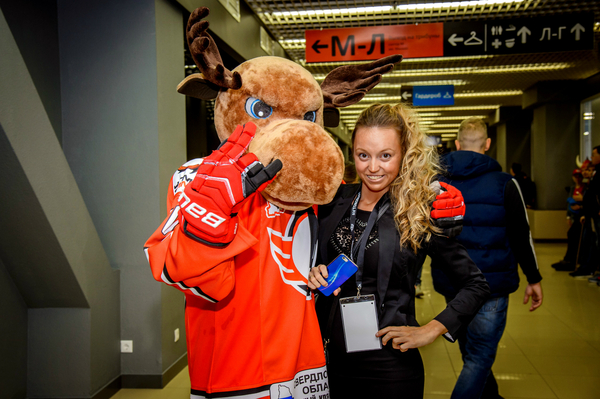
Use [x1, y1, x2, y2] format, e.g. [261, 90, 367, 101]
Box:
[352, 103, 441, 251]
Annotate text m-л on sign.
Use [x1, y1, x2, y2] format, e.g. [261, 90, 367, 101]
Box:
[305, 24, 443, 63]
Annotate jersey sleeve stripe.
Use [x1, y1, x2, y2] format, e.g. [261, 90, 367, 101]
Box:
[191, 384, 271, 399]
[161, 265, 218, 303]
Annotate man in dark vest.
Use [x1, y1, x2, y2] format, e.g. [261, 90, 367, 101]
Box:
[431, 117, 543, 399]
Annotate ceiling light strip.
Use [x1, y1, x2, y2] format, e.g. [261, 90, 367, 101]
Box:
[344, 104, 499, 110]
[426, 130, 462, 134]
[419, 115, 488, 120]
[455, 90, 522, 97]
[266, 0, 524, 18]
[298, 54, 495, 66]
[312, 63, 570, 80]
[427, 124, 462, 128]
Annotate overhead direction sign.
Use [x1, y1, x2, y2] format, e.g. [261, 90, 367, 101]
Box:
[304, 14, 593, 63]
[413, 85, 454, 106]
[305, 24, 443, 63]
[443, 14, 593, 56]
[401, 88, 413, 104]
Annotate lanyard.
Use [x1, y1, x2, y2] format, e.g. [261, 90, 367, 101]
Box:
[349, 190, 389, 297]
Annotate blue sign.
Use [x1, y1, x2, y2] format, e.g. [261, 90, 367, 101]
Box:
[413, 85, 454, 106]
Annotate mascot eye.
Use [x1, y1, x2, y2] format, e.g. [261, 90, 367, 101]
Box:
[303, 111, 317, 122]
[245, 97, 272, 119]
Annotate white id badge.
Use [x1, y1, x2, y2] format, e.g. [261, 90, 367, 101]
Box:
[339, 294, 382, 352]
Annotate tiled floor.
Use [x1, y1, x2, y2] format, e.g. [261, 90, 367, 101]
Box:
[113, 243, 600, 399]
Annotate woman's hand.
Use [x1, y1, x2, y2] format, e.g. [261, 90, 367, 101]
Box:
[376, 320, 448, 352]
[307, 264, 341, 296]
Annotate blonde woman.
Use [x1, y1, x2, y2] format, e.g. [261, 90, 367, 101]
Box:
[308, 103, 489, 398]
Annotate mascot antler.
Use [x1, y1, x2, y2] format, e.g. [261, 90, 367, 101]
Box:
[321, 55, 402, 108]
[320, 54, 402, 126]
[178, 7, 242, 99]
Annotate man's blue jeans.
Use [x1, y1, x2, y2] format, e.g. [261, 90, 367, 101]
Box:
[450, 296, 508, 399]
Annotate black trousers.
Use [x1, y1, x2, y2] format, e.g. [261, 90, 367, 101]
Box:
[328, 369, 424, 399]
[327, 346, 425, 399]
[564, 218, 583, 264]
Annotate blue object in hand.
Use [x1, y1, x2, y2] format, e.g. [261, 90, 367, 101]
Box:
[318, 254, 358, 296]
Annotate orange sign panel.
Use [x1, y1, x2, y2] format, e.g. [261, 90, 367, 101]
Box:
[305, 24, 444, 63]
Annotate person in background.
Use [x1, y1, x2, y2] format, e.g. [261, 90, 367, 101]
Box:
[572, 146, 600, 280]
[553, 168, 585, 271]
[510, 162, 536, 209]
[581, 159, 594, 185]
[343, 161, 359, 184]
[308, 103, 489, 398]
[432, 117, 543, 399]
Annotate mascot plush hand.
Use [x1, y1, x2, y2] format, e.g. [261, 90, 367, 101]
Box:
[144, 7, 461, 399]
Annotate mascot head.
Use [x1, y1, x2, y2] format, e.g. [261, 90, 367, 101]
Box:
[178, 7, 401, 210]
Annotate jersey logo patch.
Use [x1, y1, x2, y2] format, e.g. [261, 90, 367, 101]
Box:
[173, 159, 203, 195]
[267, 214, 314, 298]
[265, 202, 285, 218]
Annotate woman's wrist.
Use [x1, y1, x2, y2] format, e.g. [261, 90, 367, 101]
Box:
[424, 319, 448, 339]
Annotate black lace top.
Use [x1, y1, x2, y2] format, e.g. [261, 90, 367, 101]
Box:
[327, 208, 380, 298]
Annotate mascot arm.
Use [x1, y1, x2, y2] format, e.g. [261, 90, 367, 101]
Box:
[430, 181, 465, 238]
[143, 170, 260, 303]
[145, 215, 257, 303]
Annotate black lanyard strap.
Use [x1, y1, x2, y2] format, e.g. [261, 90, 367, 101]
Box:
[349, 189, 390, 296]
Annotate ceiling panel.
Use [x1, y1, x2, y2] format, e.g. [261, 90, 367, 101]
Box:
[244, 0, 600, 136]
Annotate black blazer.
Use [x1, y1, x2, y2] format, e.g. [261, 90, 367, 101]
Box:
[316, 184, 490, 341]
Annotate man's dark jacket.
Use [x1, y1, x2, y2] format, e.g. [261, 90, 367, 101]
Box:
[583, 163, 600, 220]
[432, 151, 541, 298]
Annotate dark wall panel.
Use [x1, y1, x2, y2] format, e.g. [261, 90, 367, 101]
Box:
[0, 0, 62, 142]
[0, 257, 27, 399]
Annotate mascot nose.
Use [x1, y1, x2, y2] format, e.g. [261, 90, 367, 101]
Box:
[249, 119, 345, 210]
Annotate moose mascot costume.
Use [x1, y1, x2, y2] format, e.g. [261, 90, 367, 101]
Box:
[145, 7, 464, 399]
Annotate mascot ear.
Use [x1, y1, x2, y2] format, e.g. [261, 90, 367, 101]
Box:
[177, 73, 221, 100]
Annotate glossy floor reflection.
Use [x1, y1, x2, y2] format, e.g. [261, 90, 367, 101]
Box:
[420, 242, 600, 399]
[113, 243, 600, 399]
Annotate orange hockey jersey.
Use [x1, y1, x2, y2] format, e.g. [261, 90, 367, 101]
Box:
[144, 159, 328, 399]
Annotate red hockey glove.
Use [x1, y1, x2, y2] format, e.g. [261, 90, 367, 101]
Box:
[430, 181, 465, 238]
[179, 123, 282, 246]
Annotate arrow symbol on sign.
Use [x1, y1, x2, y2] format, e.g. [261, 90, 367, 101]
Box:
[448, 33, 464, 46]
[402, 91, 412, 100]
[311, 40, 328, 53]
[571, 23, 585, 41]
[517, 26, 531, 44]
